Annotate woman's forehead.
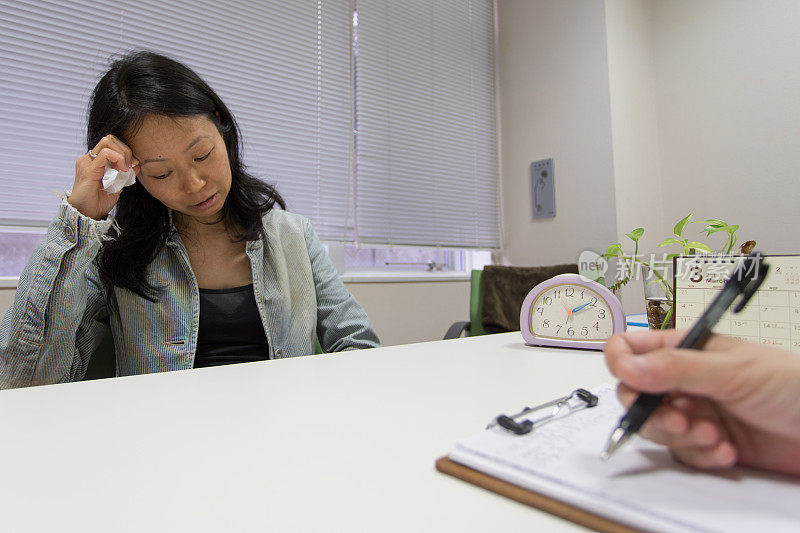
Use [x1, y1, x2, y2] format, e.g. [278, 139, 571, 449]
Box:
[129, 115, 217, 155]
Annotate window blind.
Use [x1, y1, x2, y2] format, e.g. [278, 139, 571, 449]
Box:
[1, 0, 499, 254]
[352, 0, 499, 249]
[0, 0, 353, 239]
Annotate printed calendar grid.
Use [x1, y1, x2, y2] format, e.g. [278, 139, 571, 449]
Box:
[674, 256, 800, 354]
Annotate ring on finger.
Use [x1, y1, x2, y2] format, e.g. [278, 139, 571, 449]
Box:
[88, 149, 98, 160]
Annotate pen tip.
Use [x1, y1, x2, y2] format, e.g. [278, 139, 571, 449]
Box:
[601, 426, 629, 460]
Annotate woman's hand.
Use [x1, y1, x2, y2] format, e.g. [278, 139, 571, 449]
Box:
[68, 134, 139, 220]
[604, 330, 800, 476]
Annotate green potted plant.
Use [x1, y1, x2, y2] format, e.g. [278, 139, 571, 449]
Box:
[601, 214, 754, 329]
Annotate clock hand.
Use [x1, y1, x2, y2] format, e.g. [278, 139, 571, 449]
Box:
[571, 301, 592, 313]
[560, 298, 573, 317]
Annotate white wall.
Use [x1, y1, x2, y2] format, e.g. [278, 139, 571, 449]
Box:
[345, 281, 469, 346]
[652, 0, 800, 253]
[604, 0, 664, 312]
[496, 0, 619, 269]
[499, 0, 800, 316]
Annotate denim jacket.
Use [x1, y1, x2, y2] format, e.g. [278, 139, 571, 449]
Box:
[0, 201, 379, 388]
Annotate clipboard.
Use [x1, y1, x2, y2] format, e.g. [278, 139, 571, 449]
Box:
[435, 456, 638, 533]
[436, 387, 637, 532]
[435, 384, 800, 533]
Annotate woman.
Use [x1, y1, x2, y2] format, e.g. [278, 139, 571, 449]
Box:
[0, 51, 379, 388]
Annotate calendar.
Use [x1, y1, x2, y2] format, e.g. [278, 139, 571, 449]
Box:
[673, 255, 800, 353]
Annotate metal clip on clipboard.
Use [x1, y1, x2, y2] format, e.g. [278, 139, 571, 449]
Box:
[487, 388, 599, 436]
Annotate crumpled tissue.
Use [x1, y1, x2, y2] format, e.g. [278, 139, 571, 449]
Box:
[102, 165, 137, 194]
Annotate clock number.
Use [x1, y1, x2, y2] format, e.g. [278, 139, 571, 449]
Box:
[581, 326, 588, 336]
[593, 322, 600, 330]
[598, 309, 605, 319]
[590, 297, 598, 307]
[555, 325, 562, 335]
[565, 288, 575, 298]
[580, 290, 585, 299]
[536, 307, 544, 316]
[553, 289, 561, 299]
[543, 319, 550, 328]
[543, 296, 553, 306]
[567, 327, 575, 336]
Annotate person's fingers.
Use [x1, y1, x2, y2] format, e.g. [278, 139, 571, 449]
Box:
[93, 147, 129, 172]
[669, 395, 693, 412]
[617, 384, 732, 449]
[606, 339, 757, 400]
[606, 330, 743, 359]
[641, 413, 725, 449]
[617, 385, 703, 422]
[606, 330, 684, 355]
[615, 381, 641, 407]
[669, 440, 738, 470]
[616, 383, 690, 436]
[92, 134, 138, 168]
[109, 137, 136, 168]
[640, 406, 690, 440]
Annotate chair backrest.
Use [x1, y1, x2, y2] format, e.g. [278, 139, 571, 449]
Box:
[480, 264, 579, 334]
[469, 269, 489, 336]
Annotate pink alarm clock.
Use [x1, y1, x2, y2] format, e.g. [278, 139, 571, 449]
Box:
[520, 273, 626, 350]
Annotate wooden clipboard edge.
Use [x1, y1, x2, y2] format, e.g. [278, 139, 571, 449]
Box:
[435, 456, 640, 533]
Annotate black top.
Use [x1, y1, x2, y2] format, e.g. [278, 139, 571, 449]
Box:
[194, 284, 270, 368]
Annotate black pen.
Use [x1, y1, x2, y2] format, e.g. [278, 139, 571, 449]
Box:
[601, 252, 769, 460]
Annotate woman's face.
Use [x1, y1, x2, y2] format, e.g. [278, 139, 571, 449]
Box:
[127, 114, 232, 227]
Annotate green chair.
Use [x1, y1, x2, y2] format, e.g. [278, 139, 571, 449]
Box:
[444, 264, 579, 339]
[444, 269, 488, 339]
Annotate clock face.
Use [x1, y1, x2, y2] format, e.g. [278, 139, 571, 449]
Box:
[528, 283, 616, 341]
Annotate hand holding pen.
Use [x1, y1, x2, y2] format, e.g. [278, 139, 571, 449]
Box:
[603, 328, 800, 475]
[603, 254, 792, 466]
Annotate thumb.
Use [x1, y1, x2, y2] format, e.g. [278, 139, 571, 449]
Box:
[613, 345, 754, 402]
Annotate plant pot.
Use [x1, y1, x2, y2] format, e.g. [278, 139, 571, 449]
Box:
[642, 262, 675, 330]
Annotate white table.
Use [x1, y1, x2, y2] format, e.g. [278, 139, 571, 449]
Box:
[0, 332, 617, 532]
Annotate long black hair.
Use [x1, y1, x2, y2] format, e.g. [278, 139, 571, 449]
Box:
[89, 50, 285, 301]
